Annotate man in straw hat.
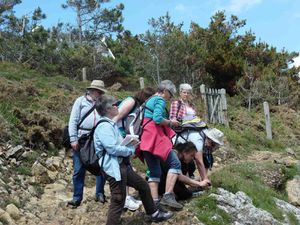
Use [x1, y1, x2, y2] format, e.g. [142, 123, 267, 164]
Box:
[67, 80, 107, 208]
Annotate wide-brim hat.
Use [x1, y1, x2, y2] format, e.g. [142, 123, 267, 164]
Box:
[87, 80, 107, 93]
[203, 128, 224, 146]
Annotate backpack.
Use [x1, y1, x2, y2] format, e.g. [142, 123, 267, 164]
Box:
[79, 119, 109, 176]
[123, 100, 152, 137]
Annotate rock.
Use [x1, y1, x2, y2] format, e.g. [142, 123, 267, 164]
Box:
[28, 186, 37, 196]
[0, 179, 8, 194]
[10, 158, 17, 165]
[210, 188, 281, 225]
[0, 210, 15, 225]
[286, 148, 297, 158]
[45, 156, 62, 171]
[21, 150, 34, 159]
[286, 176, 300, 206]
[5, 145, 23, 159]
[275, 198, 300, 223]
[6, 204, 21, 220]
[108, 82, 122, 91]
[31, 161, 51, 184]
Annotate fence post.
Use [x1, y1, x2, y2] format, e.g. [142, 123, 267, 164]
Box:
[263, 101, 272, 140]
[220, 88, 229, 127]
[82, 67, 87, 81]
[139, 77, 144, 89]
[200, 84, 208, 122]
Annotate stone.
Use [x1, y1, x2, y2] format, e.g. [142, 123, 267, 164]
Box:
[45, 156, 62, 171]
[286, 147, 297, 158]
[10, 158, 17, 165]
[5, 145, 23, 159]
[6, 204, 21, 220]
[0, 211, 15, 225]
[210, 188, 281, 225]
[286, 176, 300, 206]
[275, 198, 300, 223]
[108, 82, 122, 91]
[31, 161, 51, 184]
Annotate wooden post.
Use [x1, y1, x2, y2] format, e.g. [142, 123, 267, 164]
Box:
[82, 67, 87, 81]
[139, 77, 144, 89]
[263, 101, 272, 140]
[220, 88, 229, 127]
[200, 84, 208, 122]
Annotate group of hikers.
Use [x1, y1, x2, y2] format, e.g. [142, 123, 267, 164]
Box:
[66, 79, 224, 224]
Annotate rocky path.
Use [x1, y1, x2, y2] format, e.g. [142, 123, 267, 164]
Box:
[16, 152, 202, 225]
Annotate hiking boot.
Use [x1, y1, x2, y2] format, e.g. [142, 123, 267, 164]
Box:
[95, 193, 106, 204]
[67, 200, 81, 208]
[124, 196, 141, 211]
[160, 193, 183, 210]
[150, 209, 174, 222]
[154, 199, 168, 213]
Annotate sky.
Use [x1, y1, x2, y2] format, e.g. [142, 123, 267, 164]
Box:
[13, 0, 300, 53]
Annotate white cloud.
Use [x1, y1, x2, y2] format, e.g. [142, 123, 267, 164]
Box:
[175, 4, 186, 12]
[224, 0, 262, 14]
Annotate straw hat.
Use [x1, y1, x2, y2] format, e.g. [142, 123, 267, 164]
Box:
[87, 80, 107, 93]
[203, 128, 224, 146]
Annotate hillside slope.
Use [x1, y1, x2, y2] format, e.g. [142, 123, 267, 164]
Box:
[0, 62, 300, 225]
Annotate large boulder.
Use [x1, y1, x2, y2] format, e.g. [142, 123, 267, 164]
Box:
[286, 175, 300, 206]
[210, 188, 281, 225]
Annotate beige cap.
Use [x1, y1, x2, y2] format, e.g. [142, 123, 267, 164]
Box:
[203, 128, 224, 146]
[87, 80, 107, 93]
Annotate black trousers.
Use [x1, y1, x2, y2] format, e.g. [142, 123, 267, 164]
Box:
[104, 161, 156, 225]
[158, 160, 196, 201]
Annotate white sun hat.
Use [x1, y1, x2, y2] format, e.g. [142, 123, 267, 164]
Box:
[203, 128, 224, 146]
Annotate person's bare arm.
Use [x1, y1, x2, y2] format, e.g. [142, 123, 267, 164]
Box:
[178, 174, 210, 187]
[194, 151, 209, 181]
[113, 98, 136, 122]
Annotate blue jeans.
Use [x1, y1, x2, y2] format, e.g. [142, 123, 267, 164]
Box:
[72, 150, 105, 202]
[143, 150, 181, 183]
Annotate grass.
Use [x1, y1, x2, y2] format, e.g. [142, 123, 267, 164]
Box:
[191, 192, 232, 225]
[210, 162, 300, 221]
[16, 166, 32, 176]
[287, 212, 298, 225]
[0, 101, 20, 126]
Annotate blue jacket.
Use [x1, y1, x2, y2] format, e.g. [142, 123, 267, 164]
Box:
[94, 117, 135, 181]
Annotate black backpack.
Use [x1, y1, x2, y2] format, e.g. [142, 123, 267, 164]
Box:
[79, 119, 109, 176]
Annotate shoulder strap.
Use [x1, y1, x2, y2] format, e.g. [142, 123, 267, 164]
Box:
[91, 119, 111, 134]
[77, 105, 96, 128]
[175, 100, 182, 120]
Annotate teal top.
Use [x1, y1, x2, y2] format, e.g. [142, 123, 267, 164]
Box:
[144, 95, 167, 123]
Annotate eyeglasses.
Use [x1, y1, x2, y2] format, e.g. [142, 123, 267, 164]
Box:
[111, 102, 118, 107]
